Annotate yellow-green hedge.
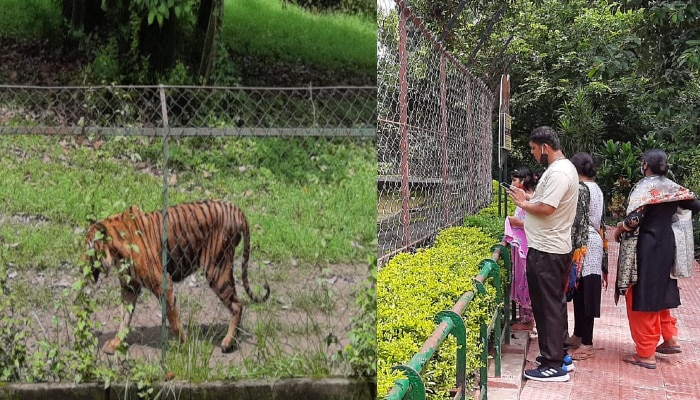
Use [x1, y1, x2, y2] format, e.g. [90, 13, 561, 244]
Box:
[377, 226, 501, 398]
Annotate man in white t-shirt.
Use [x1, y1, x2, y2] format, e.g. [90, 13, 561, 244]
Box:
[506, 126, 578, 382]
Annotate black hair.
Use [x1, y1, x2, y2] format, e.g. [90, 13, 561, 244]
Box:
[642, 149, 670, 176]
[510, 166, 537, 191]
[529, 126, 561, 150]
[570, 152, 597, 178]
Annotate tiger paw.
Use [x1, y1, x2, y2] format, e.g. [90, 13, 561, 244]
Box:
[220, 336, 239, 354]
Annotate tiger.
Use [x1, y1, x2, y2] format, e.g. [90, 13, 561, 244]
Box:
[84, 199, 270, 354]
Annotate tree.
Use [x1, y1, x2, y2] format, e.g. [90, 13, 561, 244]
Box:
[196, 0, 224, 84]
[61, 0, 219, 81]
[389, 0, 699, 189]
[595, 0, 700, 181]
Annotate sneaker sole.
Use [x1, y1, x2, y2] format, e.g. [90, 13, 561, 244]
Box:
[524, 372, 570, 382]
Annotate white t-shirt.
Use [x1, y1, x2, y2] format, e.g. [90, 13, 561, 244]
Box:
[524, 158, 579, 254]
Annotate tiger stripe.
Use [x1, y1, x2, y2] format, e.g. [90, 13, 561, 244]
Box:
[85, 200, 270, 354]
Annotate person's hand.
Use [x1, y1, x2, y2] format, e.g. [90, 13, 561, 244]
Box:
[602, 273, 608, 291]
[505, 186, 527, 208]
[613, 222, 625, 242]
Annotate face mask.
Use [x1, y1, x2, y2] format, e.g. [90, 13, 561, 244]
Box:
[539, 146, 549, 166]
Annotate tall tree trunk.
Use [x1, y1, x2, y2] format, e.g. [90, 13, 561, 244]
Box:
[63, 0, 85, 30]
[63, 0, 105, 32]
[197, 0, 222, 84]
[140, 14, 178, 73]
[197, 0, 214, 32]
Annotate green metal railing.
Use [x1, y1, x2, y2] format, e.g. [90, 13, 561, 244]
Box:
[386, 243, 511, 400]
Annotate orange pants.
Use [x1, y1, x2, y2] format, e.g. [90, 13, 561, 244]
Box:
[625, 286, 678, 358]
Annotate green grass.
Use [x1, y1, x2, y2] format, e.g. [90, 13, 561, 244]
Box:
[0, 0, 376, 77]
[0, 135, 375, 268]
[0, 0, 61, 40]
[225, 0, 377, 74]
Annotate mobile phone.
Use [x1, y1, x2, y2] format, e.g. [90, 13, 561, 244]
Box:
[500, 182, 514, 191]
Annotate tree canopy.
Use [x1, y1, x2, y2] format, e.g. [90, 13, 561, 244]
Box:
[383, 0, 700, 206]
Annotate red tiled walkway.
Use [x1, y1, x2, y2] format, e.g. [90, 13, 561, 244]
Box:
[519, 227, 700, 400]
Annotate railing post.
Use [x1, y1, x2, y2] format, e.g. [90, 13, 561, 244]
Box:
[492, 243, 512, 345]
[479, 315, 488, 398]
[388, 242, 508, 400]
[391, 365, 425, 400]
[481, 258, 503, 377]
[435, 310, 466, 399]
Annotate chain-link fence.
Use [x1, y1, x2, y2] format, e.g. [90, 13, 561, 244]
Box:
[0, 84, 376, 385]
[377, 1, 496, 267]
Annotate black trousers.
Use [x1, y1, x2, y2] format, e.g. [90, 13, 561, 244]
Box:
[526, 248, 571, 368]
[572, 273, 602, 346]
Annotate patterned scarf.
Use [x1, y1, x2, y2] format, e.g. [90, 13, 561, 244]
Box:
[615, 175, 696, 303]
[626, 175, 696, 214]
[567, 182, 590, 301]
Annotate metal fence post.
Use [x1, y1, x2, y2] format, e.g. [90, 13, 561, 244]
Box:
[440, 55, 450, 226]
[435, 310, 466, 399]
[158, 84, 170, 365]
[398, 4, 411, 250]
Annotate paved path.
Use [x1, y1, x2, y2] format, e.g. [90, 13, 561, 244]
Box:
[517, 227, 700, 400]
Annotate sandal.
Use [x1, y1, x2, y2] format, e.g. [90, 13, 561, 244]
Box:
[656, 342, 682, 354]
[571, 344, 595, 360]
[566, 335, 582, 349]
[622, 354, 656, 369]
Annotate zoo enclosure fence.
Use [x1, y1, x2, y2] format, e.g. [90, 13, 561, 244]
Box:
[0, 84, 376, 382]
[377, 0, 496, 267]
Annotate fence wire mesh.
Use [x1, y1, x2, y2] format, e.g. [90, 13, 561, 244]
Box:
[0, 84, 376, 384]
[377, 1, 497, 266]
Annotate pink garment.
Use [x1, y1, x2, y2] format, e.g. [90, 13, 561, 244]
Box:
[504, 207, 532, 322]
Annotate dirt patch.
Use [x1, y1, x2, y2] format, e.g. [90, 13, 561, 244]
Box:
[5, 259, 366, 377]
[0, 40, 85, 86]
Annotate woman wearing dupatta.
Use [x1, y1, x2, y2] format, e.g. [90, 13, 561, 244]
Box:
[613, 149, 700, 369]
[568, 152, 606, 361]
[504, 167, 538, 331]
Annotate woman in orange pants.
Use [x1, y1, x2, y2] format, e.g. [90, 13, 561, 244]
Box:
[624, 286, 679, 367]
[614, 149, 700, 369]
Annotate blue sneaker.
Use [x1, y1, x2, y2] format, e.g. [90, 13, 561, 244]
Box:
[524, 365, 570, 382]
[562, 354, 575, 372]
[535, 353, 575, 372]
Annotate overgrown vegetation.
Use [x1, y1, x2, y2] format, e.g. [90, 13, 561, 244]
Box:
[336, 257, 377, 378]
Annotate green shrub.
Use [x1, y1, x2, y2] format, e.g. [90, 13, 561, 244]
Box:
[377, 226, 500, 399]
